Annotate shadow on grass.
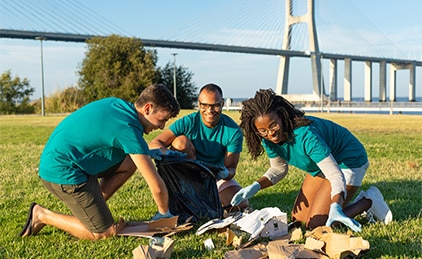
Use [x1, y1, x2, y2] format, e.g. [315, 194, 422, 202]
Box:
[8, 180, 420, 258]
[249, 179, 422, 258]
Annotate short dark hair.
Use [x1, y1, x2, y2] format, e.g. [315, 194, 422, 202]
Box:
[135, 84, 180, 118]
[199, 83, 223, 97]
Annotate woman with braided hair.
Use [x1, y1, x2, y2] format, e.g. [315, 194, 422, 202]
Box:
[231, 89, 392, 231]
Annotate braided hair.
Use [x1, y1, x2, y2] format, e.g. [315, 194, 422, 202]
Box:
[239, 89, 311, 160]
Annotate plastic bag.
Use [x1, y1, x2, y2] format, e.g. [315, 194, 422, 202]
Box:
[155, 156, 224, 223]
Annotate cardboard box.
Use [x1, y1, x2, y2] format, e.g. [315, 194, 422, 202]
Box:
[260, 214, 288, 239]
[233, 207, 288, 240]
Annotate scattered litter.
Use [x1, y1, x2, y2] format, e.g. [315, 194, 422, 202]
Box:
[149, 237, 165, 247]
[125, 207, 370, 259]
[267, 240, 324, 259]
[224, 244, 267, 259]
[196, 212, 243, 235]
[290, 227, 303, 241]
[233, 207, 288, 240]
[132, 237, 176, 259]
[224, 225, 370, 259]
[319, 231, 370, 258]
[204, 238, 215, 250]
[116, 216, 192, 237]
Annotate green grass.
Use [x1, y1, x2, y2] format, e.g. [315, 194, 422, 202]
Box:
[0, 112, 421, 258]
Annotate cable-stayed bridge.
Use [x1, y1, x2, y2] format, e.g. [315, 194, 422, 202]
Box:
[1, 0, 421, 109]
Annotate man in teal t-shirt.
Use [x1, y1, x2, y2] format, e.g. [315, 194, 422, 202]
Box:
[149, 83, 249, 212]
[19, 84, 180, 240]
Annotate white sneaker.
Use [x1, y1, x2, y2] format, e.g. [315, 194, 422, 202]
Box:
[363, 186, 393, 224]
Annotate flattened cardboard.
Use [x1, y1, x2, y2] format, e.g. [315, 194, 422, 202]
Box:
[304, 236, 324, 250]
[303, 226, 370, 259]
[305, 225, 333, 239]
[117, 216, 192, 237]
[132, 237, 176, 259]
[267, 242, 325, 259]
[227, 225, 369, 259]
[132, 245, 156, 259]
[224, 244, 267, 259]
[217, 227, 237, 246]
[290, 227, 303, 241]
[320, 233, 370, 259]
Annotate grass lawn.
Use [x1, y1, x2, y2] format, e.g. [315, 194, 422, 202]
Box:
[0, 112, 421, 258]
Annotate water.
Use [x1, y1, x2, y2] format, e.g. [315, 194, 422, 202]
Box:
[231, 97, 422, 103]
[226, 97, 422, 115]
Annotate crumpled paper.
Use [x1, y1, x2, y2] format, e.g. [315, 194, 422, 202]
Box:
[233, 207, 287, 240]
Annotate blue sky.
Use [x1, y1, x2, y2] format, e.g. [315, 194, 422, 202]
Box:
[1, 0, 421, 100]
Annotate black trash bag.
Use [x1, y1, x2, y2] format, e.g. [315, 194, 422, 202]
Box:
[155, 155, 224, 224]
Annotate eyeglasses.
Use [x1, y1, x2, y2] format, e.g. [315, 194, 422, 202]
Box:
[199, 101, 223, 110]
[256, 123, 280, 137]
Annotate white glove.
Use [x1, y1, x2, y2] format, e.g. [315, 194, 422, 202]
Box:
[216, 166, 229, 180]
[230, 182, 260, 206]
[326, 203, 362, 232]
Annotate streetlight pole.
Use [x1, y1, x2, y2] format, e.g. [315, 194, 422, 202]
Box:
[171, 53, 178, 99]
[320, 53, 324, 113]
[35, 37, 47, 116]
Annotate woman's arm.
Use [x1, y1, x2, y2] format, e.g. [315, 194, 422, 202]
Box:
[230, 156, 288, 205]
[317, 154, 346, 204]
[259, 156, 288, 189]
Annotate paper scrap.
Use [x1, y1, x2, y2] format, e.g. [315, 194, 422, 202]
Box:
[233, 207, 287, 240]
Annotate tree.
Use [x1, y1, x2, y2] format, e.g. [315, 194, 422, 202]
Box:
[157, 63, 197, 109]
[33, 86, 84, 114]
[78, 35, 159, 103]
[0, 70, 35, 114]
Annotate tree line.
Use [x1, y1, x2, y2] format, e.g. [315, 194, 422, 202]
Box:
[0, 35, 198, 115]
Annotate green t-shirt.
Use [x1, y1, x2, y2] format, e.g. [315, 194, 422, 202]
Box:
[263, 116, 368, 176]
[169, 111, 243, 167]
[39, 97, 149, 184]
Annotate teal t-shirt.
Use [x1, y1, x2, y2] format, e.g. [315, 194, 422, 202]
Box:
[169, 111, 243, 166]
[39, 97, 149, 184]
[263, 116, 368, 176]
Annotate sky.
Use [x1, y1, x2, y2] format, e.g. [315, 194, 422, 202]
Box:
[1, 0, 421, 101]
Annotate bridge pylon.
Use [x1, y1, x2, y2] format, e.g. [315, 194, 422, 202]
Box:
[276, 0, 325, 101]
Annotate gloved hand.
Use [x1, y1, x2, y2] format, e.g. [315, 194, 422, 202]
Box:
[326, 203, 362, 232]
[165, 150, 187, 158]
[216, 166, 229, 180]
[230, 182, 260, 206]
[149, 149, 187, 160]
[149, 149, 164, 160]
[151, 210, 173, 221]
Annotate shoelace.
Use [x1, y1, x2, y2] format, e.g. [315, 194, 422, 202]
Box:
[367, 212, 376, 223]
